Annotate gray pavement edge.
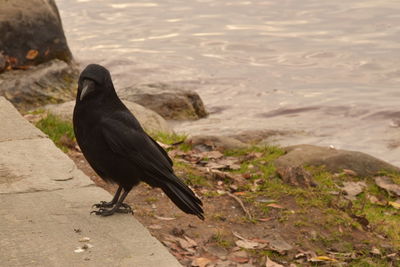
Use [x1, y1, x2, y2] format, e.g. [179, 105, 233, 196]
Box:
[0, 97, 181, 267]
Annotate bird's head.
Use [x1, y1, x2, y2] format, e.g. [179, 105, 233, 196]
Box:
[77, 64, 115, 101]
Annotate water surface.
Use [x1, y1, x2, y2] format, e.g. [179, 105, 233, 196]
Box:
[57, 0, 400, 165]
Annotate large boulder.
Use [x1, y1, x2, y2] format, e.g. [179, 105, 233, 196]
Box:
[275, 144, 400, 178]
[118, 83, 207, 120]
[0, 0, 77, 111]
[0, 60, 78, 112]
[0, 0, 72, 72]
[44, 100, 174, 134]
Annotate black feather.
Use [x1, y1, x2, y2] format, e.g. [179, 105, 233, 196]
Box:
[73, 64, 204, 220]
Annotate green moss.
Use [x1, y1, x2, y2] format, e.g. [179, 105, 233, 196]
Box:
[26, 108, 46, 115]
[145, 197, 158, 204]
[186, 173, 209, 187]
[150, 132, 186, 145]
[353, 198, 400, 247]
[174, 161, 209, 187]
[349, 258, 394, 267]
[293, 220, 311, 227]
[211, 213, 226, 221]
[35, 113, 75, 152]
[211, 231, 234, 248]
[150, 132, 191, 151]
[202, 191, 219, 197]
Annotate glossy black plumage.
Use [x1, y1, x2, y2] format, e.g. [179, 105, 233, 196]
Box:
[73, 64, 204, 219]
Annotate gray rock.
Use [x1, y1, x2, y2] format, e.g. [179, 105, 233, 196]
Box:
[45, 100, 174, 134]
[0, 52, 5, 73]
[0, 59, 78, 111]
[230, 129, 294, 144]
[275, 144, 400, 177]
[119, 83, 207, 120]
[0, 0, 72, 70]
[186, 135, 249, 152]
[276, 166, 316, 188]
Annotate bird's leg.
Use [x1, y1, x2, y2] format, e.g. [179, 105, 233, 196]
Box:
[91, 189, 133, 216]
[92, 186, 122, 208]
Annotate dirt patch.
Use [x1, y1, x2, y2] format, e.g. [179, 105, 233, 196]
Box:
[67, 143, 400, 266]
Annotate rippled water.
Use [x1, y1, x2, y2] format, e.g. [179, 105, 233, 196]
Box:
[57, 0, 400, 165]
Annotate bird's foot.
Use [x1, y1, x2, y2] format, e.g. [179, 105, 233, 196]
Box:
[90, 203, 133, 216]
[92, 200, 115, 209]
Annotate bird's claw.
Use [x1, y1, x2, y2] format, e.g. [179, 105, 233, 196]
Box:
[90, 207, 114, 216]
[90, 203, 134, 216]
[119, 203, 132, 210]
[116, 204, 133, 214]
[92, 201, 114, 209]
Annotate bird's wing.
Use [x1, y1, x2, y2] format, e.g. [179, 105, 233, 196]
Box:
[101, 114, 204, 219]
[100, 115, 174, 177]
[147, 135, 173, 166]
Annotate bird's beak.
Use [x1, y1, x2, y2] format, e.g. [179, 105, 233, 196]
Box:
[80, 79, 95, 101]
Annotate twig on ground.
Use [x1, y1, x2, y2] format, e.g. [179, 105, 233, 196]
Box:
[226, 192, 252, 220]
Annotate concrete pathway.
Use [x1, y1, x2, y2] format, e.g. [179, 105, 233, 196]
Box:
[0, 97, 181, 266]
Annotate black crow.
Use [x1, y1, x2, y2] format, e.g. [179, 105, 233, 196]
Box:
[73, 64, 204, 220]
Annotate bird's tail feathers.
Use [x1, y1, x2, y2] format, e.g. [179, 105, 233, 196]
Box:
[161, 174, 204, 220]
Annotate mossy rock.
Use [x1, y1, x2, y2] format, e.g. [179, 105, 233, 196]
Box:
[0, 60, 78, 112]
[275, 144, 400, 178]
[118, 82, 207, 120]
[0, 0, 72, 71]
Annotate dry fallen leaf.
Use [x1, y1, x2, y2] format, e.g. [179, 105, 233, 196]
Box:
[343, 169, 357, 176]
[388, 201, 400, 209]
[309, 256, 338, 262]
[235, 239, 260, 249]
[154, 215, 176, 221]
[201, 150, 223, 159]
[367, 195, 386, 206]
[156, 141, 171, 149]
[371, 247, 381, 255]
[229, 163, 241, 170]
[342, 181, 366, 200]
[266, 256, 284, 267]
[231, 256, 249, 264]
[242, 173, 252, 179]
[26, 49, 39, 60]
[262, 232, 293, 254]
[375, 176, 400, 197]
[267, 203, 285, 209]
[148, 224, 162, 230]
[192, 257, 211, 267]
[258, 217, 272, 222]
[178, 238, 194, 251]
[232, 231, 246, 240]
[206, 162, 228, 170]
[183, 235, 197, 248]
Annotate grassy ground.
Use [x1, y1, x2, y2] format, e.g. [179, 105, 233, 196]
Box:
[32, 113, 400, 266]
